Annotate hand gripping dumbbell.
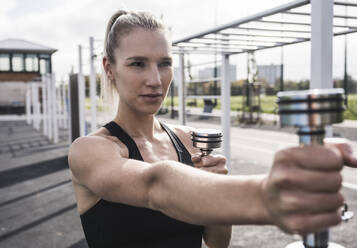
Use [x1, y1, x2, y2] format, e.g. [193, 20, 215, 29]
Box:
[277, 88, 353, 248]
[191, 129, 222, 156]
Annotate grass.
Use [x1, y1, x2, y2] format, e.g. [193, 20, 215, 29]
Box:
[163, 94, 357, 120]
[83, 94, 357, 121]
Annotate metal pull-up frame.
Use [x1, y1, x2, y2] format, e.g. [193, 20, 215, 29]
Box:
[172, 0, 357, 174]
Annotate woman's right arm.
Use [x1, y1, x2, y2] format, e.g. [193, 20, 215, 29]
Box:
[68, 135, 270, 225]
[68, 136, 352, 235]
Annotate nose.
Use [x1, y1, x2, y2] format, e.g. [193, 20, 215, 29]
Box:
[145, 65, 162, 88]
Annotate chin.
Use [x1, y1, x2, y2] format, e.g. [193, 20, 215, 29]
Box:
[138, 106, 162, 116]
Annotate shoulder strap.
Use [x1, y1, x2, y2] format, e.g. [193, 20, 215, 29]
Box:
[103, 121, 144, 161]
[160, 122, 193, 166]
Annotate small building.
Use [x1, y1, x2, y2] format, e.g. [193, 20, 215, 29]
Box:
[0, 39, 57, 114]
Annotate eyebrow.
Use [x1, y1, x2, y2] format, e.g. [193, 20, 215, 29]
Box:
[126, 56, 172, 61]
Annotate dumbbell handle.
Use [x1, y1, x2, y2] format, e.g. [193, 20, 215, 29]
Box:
[298, 127, 353, 248]
[297, 127, 329, 248]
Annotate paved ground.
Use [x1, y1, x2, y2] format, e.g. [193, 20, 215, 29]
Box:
[0, 118, 356, 248]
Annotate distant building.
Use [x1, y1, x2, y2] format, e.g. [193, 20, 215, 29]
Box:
[0, 39, 57, 114]
[257, 64, 282, 86]
[198, 65, 237, 82]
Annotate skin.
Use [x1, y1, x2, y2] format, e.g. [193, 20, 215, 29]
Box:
[68, 27, 357, 248]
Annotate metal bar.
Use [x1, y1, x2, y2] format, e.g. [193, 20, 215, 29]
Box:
[42, 75, 48, 136]
[228, 27, 357, 56]
[78, 45, 86, 137]
[217, 31, 308, 40]
[173, 46, 246, 53]
[175, 43, 248, 49]
[89, 36, 97, 133]
[256, 19, 311, 26]
[285, 11, 357, 20]
[310, 0, 333, 89]
[185, 40, 269, 47]
[173, 0, 310, 44]
[334, 1, 357, 7]
[172, 49, 237, 55]
[26, 84, 31, 125]
[187, 77, 221, 84]
[233, 26, 310, 34]
[175, 45, 257, 52]
[255, 19, 357, 28]
[52, 73, 59, 144]
[221, 53, 231, 170]
[178, 45, 260, 51]
[334, 27, 357, 36]
[32, 82, 40, 130]
[46, 74, 53, 140]
[178, 53, 186, 125]
[197, 37, 279, 44]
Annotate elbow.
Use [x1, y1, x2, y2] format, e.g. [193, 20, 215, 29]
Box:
[145, 161, 170, 212]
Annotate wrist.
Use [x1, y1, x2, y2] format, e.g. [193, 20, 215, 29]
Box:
[257, 175, 275, 225]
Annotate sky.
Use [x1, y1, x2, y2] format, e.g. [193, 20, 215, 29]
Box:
[1, 0, 357, 82]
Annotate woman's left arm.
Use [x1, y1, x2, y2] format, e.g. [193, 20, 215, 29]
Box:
[191, 153, 232, 248]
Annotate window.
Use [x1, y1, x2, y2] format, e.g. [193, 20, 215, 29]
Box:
[25, 54, 38, 72]
[40, 59, 50, 74]
[0, 54, 10, 71]
[12, 54, 24, 71]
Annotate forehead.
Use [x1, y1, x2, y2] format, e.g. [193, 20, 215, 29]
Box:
[116, 28, 172, 59]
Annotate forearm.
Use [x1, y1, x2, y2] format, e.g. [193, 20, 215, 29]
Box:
[203, 225, 232, 248]
[148, 160, 273, 226]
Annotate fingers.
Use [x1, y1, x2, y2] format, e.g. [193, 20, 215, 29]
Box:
[279, 190, 344, 214]
[272, 166, 342, 193]
[284, 210, 341, 235]
[191, 153, 228, 175]
[192, 154, 226, 168]
[325, 139, 357, 168]
[274, 146, 343, 172]
[191, 153, 202, 164]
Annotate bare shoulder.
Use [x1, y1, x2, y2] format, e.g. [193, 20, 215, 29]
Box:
[163, 123, 200, 155]
[68, 127, 128, 174]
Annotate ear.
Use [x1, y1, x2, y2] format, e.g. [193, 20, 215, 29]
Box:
[103, 56, 114, 81]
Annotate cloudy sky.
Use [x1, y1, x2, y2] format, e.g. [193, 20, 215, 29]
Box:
[2, 0, 357, 81]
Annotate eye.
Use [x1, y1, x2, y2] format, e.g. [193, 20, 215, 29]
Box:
[129, 61, 145, 67]
[159, 61, 172, 67]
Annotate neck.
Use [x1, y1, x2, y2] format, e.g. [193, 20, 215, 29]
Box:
[113, 103, 161, 139]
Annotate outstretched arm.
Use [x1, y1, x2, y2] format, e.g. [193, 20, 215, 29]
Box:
[68, 135, 271, 226]
[68, 134, 355, 235]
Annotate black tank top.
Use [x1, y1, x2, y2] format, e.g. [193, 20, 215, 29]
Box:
[80, 121, 203, 248]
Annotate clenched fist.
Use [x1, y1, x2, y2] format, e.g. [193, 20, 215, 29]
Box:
[261, 143, 357, 235]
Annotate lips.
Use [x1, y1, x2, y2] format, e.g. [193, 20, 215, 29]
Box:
[140, 93, 163, 103]
[141, 93, 163, 97]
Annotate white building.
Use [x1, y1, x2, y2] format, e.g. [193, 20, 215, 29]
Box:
[198, 64, 237, 82]
[257, 64, 282, 86]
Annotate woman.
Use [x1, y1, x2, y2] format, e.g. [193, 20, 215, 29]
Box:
[68, 10, 357, 248]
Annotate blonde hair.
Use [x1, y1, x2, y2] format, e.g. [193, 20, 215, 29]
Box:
[101, 10, 166, 105]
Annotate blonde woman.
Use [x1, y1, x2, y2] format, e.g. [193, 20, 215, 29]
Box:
[68, 10, 357, 248]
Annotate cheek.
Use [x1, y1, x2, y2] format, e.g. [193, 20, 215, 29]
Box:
[162, 69, 173, 84]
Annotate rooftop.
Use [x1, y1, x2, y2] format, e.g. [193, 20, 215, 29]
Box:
[0, 39, 57, 54]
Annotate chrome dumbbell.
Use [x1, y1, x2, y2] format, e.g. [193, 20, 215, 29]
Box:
[191, 129, 222, 156]
[277, 88, 353, 248]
